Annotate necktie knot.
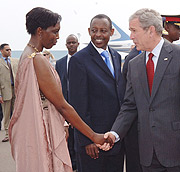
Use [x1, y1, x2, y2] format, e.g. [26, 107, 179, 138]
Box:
[148, 53, 154, 60]
[101, 50, 109, 62]
[101, 50, 114, 77]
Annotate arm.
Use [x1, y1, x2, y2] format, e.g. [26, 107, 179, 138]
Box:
[33, 54, 108, 145]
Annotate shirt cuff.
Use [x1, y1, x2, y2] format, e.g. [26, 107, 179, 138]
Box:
[64, 121, 69, 127]
[110, 131, 120, 143]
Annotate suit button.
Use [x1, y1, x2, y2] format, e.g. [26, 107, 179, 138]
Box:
[149, 108, 154, 112]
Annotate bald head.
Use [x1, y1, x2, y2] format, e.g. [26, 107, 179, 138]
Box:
[66, 34, 79, 55]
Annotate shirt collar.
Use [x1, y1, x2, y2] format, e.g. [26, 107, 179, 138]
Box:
[91, 41, 109, 55]
[146, 37, 164, 58]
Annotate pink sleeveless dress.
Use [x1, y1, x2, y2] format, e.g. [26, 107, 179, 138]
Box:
[9, 52, 72, 172]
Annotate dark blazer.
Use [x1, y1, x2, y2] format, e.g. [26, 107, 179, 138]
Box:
[55, 55, 68, 100]
[123, 47, 139, 82]
[68, 42, 125, 155]
[112, 40, 180, 167]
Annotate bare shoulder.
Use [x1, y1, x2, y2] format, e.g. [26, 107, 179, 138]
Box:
[33, 53, 50, 70]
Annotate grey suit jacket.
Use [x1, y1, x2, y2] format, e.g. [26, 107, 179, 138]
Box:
[112, 40, 180, 167]
[0, 57, 19, 100]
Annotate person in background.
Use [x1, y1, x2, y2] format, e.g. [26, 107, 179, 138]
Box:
[161, 15, 180, 43]
[0, 105, 3, 130]
[8, 7, 112, 172]
[0, 43, 18, 142]
[102, 8, 180, 172]
[56, 34, 79, 171]
[68, 14, 125, 172]
[42, 49, 56, 68]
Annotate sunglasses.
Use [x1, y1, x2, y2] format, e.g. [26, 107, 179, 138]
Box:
[5, 49, 11, 51]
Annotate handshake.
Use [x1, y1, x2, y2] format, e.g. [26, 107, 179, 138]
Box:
[92, 132, 117, 151]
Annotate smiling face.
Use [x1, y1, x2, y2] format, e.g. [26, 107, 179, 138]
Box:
[88, 18, 114, 50]
[41, 22, 60, 49]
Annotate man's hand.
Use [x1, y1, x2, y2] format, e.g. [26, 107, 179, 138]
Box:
[97, 132, 116, 151]
[85, 143, 99, 159]
[0, 97, 4, 104]
[92, 133, 114, 147]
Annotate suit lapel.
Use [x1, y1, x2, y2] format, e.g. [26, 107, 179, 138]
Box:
[138, 52, 150, 101]
[0, 58, 9, 69]
[109, 47, 120, 81]
[65, 55, 68, 78]
[150, 42, 173, 103]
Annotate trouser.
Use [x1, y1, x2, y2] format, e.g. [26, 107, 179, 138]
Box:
[0, 104, 3, 130]
[1, 88, 15, 136]
[142, 151, 180, 172]
[76, 146, 124, 172]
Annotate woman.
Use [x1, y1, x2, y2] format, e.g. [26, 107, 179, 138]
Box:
[8, 7, 110, 172]
[42, 50, 56, 68]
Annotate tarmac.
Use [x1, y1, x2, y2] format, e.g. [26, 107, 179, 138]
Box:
[0, 130, 15, 172]
[0, 129, 126, 172]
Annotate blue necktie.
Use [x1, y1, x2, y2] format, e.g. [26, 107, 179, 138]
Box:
[101, 50, 114, 77]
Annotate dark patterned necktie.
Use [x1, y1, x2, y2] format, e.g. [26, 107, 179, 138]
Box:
[6, 58, 14, 85]
[146, 53, 154, 95]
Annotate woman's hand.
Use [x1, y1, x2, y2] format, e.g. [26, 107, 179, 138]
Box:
[92, 133, 114, 147]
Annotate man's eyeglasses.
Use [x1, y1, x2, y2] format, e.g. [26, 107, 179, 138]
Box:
[66, 41, 77, 45]
[5, 49, 11, 51]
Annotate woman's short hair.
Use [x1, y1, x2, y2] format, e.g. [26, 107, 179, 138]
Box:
[129, 8, 163, 35]
[26, 7, 62, 35]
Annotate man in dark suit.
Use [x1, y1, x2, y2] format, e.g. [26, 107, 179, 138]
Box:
[56, 34, 79, 171]
[68, 14, 125, 172]
[102, 8, 180, 172]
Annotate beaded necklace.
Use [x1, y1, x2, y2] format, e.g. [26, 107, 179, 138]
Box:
[27, 43, 39, 52]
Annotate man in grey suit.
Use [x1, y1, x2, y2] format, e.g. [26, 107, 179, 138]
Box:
[101, 8, 180, 172]
[0, 43, 18, 142]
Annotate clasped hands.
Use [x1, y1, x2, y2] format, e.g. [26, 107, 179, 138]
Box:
[86, 132, 116, 159]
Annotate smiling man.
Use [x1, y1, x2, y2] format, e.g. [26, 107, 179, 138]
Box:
[68, 14, 125, 172]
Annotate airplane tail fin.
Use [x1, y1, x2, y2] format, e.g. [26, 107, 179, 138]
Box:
[110, 22, 130, 41]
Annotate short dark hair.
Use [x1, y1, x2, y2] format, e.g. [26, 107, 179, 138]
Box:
[0, 43, 9, 50]
[26, 7, 62, 35]
[90, 14, 112, 29]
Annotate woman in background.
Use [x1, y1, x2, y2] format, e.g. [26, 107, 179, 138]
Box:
[43, 50, 56, 68]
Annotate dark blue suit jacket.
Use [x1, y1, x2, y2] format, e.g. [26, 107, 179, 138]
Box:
[55, 55, 68, 100]
[68, 42, 125, 155]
